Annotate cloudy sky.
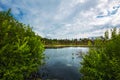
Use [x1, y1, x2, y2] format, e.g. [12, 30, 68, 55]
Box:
[0, 0, 120, 39]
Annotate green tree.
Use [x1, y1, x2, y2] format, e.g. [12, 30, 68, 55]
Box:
[88, 40, 92, 46]
[0, 10, 44, 80]
[104, 30, 109, 40]
[111, 27, 117, 39]
[80, 28, 120, 80]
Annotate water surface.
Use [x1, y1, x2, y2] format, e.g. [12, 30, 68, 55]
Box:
[39, 47, 89, 80]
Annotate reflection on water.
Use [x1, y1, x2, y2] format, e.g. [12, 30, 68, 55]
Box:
[39, 47, 89, 80]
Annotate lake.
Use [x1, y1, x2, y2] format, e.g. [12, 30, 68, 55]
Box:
[39, 47, 89, 80]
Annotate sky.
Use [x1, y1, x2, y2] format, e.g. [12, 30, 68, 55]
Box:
[0, 0, 120, 39]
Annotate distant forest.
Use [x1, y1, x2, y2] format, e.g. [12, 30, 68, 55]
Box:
[41, 36, 104, 46]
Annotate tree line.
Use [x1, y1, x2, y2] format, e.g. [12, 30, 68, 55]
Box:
[41, 37, 104, 46]
[42, 38, 91, 45]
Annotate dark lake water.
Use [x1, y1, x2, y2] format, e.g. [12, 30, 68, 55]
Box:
[39, 47, 89, 80]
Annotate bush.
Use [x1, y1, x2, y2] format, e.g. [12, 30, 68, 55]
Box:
[80, 28, 120, 80]
[0, 10, 44, 80]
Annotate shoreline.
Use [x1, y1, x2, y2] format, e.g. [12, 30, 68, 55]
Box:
[44, 45, 92, 48]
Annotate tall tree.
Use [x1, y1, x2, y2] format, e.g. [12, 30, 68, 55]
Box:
[104, 30, 109, 40]
[111, 27, 117, 38]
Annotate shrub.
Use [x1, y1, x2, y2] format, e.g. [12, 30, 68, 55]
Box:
[0, 10, 44, 80]
[80, 28, 120, 80]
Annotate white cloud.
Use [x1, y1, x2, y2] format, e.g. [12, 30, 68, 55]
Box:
[78, 0, 86, 3]
[54, 0, 75, 21]
[0, 0, 120, 39]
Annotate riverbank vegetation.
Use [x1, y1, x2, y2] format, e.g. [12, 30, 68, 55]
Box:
[80, 28, 120, 80]
[0, 10, 44, 80]
[42, 37, 104, 48]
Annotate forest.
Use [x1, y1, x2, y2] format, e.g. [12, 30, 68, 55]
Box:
[42, 36, 104, 48]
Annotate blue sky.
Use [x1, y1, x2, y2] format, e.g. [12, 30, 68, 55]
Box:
[0, 0, 120, 39]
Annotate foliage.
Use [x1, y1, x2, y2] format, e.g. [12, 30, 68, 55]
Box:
[0, 10, 44, 80]
[80, 28, 120, 80]
[42, 38, 93, 46]
[104, 30, 109, 40]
